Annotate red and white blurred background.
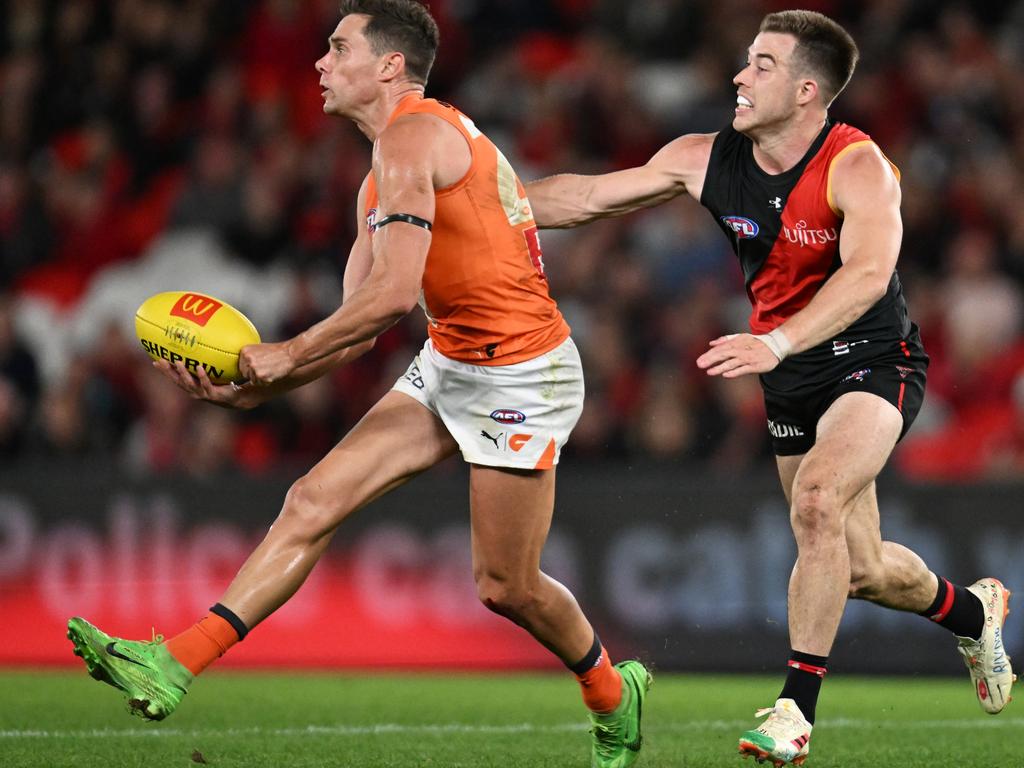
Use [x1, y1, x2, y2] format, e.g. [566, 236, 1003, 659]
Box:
[1, 1, 1023, 670]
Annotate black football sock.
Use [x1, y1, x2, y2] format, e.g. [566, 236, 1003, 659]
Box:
[919, 575, 985, 640]
[778, 650, 828, 724]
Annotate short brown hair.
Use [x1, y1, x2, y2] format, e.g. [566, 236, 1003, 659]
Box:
[339, 0, 440, 85]
[759, 10, 859, 106]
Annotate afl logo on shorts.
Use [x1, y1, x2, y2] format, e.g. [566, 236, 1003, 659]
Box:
[490, 409, 526, 425]
[721, 215, 759, 239]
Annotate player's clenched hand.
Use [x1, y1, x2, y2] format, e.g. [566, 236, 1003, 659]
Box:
[153, 359, 262, 409]
[238, 341, 297, 385]
[696, 333, 780, 378]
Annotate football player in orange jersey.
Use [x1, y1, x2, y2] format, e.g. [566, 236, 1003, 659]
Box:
[66, 3, 649, 766]
[526, 9, 1012, 766]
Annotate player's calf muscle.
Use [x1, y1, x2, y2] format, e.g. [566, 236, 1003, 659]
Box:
[476, 579, 537, 619]
[848, 544, 934, 611]
[848, 564, 887, 600]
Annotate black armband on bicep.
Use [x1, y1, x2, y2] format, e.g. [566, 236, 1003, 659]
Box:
[372, 213, 433, 232]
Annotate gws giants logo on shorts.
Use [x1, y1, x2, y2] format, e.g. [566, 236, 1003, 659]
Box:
[490, 409, 526, 425]
[509, 434, 532, 452]
[721, 215, 759, 239]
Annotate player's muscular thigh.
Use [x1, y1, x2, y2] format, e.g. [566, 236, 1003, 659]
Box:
[278, 392, 457, 538]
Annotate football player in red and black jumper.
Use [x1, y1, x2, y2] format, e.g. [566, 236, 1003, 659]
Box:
[527, 8, 1013, 766]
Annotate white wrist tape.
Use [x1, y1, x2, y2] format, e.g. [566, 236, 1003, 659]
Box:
[755, 328, 793, 362]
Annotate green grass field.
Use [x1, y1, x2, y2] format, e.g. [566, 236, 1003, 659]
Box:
[2, 670, 1020, 767]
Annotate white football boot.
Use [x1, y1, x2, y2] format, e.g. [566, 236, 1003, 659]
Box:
[738, 697, 811, 766]
[957, 578, 1015, 714]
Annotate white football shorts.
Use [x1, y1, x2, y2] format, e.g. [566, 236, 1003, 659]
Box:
[392, 336, 584, 469]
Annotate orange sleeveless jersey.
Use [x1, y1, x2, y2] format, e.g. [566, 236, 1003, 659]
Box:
[364, 95, 569, 365]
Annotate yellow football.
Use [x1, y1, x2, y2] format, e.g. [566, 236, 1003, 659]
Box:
[134, 291, 260, 384]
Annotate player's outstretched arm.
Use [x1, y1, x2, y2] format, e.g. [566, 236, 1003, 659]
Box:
[697, 144, 901, 379]
[525, 133, 715, 229]
[155, 182, 380, 408]
[240, 117, 436, 385]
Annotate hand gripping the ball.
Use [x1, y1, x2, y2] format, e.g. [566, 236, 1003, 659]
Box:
[238, 341, 298, 386]
[154, 359, 263, 410]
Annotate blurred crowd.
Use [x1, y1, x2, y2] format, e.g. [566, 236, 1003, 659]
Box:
[2, 0, 1024, 479]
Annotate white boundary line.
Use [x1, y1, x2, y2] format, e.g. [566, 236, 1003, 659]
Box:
[2, 718, 1022, 739]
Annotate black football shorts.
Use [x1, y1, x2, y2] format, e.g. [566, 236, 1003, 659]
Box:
[761, 331, 928, 456]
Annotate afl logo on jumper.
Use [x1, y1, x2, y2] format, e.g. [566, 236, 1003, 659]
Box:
[490, 409, 526, 425]
[366, 208, 378, 232]
[721, 215, 759, 239]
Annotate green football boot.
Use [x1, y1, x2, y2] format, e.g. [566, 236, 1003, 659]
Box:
[67, 616, 193, 721]
[589, 660, 653, 768]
